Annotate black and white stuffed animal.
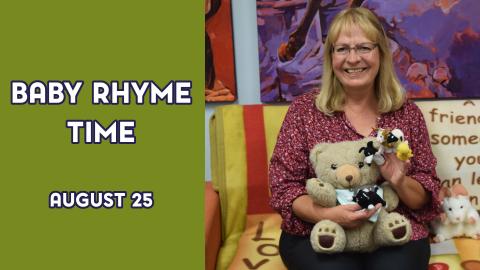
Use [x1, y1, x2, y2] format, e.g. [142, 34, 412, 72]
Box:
[353, 186, 386, 210]
[359, 141, 385, 166]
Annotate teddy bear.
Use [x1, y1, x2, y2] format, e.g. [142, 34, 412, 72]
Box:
[306, 138, 412, 253]
[431, 184, 480, 242]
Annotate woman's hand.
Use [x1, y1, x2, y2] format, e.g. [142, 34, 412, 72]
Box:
[324, 203, 381, 229]
[292, 195, 380, 228]
[379, 153, 409, 188]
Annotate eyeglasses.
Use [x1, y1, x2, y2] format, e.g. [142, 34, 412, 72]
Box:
[332, 43, 378, 56]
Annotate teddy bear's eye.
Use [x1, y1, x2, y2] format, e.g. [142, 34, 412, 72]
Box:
[460, 205, 463, 209]
[331, 164, 337, 170]
[448, 208, 452, 211]
[358, 162, 364, 168]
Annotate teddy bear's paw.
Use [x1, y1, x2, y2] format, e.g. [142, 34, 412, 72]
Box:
[306, 178, 336, 207]
[310, 220, 346, 253]
[390, 222, 407, 240]
[375, 212, 411, 246]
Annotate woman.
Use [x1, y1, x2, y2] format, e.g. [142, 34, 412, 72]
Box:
[269, 7, 441, 270]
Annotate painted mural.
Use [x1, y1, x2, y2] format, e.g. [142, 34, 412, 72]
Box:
[206, 0, 237, 102]
[256, 0, 480, 102]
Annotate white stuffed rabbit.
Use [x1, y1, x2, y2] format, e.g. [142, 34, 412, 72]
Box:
[431, 184, 480, 242]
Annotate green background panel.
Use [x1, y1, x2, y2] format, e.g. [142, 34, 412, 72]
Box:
[0, 1, 204, 269]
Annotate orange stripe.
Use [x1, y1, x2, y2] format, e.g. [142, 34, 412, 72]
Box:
[243, 105, 274, 214]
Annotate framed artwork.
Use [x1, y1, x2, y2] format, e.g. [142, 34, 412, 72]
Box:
[205, 0, 237, 102]
[256, 0, 480, 102]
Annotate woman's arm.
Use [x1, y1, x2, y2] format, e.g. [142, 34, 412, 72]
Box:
[379, 102, 441, 218]
[393, 175, 430, 210]
[269, 98, 316, 234]
[379, 155, 429, 210]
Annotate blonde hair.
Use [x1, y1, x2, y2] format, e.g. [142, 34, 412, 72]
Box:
[315, 7, 405, 115]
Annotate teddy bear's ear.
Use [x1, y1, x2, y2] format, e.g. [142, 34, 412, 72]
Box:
[309, 143, 329, 167]
[451, 184, 469, 197]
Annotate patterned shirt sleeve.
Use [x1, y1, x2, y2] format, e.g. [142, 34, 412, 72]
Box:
[269, 97, 313, 235]
[404, 102, 442, 223]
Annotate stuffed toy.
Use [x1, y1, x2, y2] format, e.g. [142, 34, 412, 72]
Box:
[376, 128, 413, 160]
[431, 184, 480, 242]
[396, 141, 413, 161]
[377, 128, 404, 153]
[306, 138, 412, 253]
[363, 128, 413, 165]
[358, 140, 385, 165]
[353, 185, 386, 210]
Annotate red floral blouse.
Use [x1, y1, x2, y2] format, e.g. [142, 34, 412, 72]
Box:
[269, 90, 441, 240]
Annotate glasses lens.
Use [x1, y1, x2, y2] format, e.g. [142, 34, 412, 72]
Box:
[334, 46, 349, 55]
[356, 44, 376, 54]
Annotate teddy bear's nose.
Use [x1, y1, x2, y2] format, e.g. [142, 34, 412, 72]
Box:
[346, 175, 353, 182]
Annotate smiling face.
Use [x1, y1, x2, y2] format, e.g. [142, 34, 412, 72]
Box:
[332, 25, 380, 94]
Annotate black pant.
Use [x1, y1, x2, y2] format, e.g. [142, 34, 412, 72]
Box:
[279, 231, 430, 270]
